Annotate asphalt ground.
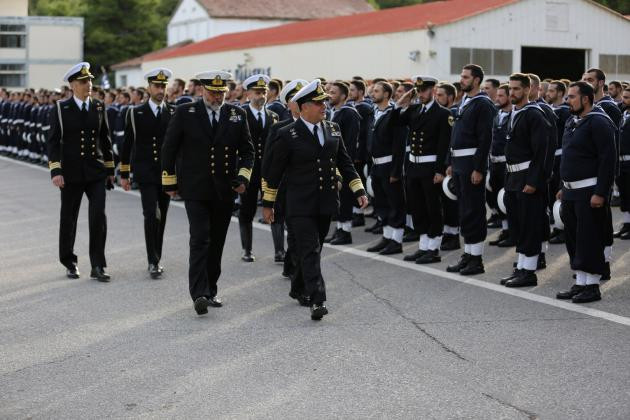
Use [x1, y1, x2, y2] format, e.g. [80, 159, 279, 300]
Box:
[1, 155, 630, 419]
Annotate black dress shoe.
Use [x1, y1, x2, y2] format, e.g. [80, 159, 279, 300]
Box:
[274, 250, 286, 263]
[500, 269, 522, 285]
[372, 225, 383, 234]
[379, 241, 402, 255]
[90, 266, 111, 282]
[330, 230, 352, 245]
[496, 237, 516, 247]
[367, 237, 390, 252]
[613, 223, 630, 238]
[440, 234, 461, 251]
[549, 231, 566, 244]
[459, 255, 485, 275]
[365, 220, 382, 233]
[505, 270, 537, 287]
[148, 263, 163, 279]
[446, 253, 471, 272]
[537, 253, 546, 270]
[66, 264, 80, 279]
[402, 229, 420, 243]
[352, 214, 365, 227]
[324, 228, 342, 243]
[415, 249, 441, 264]
[404, 249, 426, 262]
[193, 297, 209, 315]
[572, 284, 601, 303]
[556, 284, 585, 300]
[310, 304, 328, 320]
[489, 230, 510, 246]
[241, 250, 255, 262]
[208, 296, 223, 307]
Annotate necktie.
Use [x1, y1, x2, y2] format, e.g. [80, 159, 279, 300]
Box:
[210, 110, 217, 136]
[156, 105, 161, 119]
[313, 125, 321, 145]
[81, 102, 88, 119]
[257, 111, 263, 129]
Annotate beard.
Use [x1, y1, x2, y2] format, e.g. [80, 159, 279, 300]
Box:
[569, 104, 584, 115]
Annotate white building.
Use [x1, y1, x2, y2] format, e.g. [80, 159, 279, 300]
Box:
[0, 0, 84, 89]
[143, 0, 630, 83]
[167, 0, 373, 46]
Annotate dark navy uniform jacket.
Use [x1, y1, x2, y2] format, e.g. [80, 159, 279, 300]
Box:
[619, 111, 630, 173]
[369, 105, 406, 179]
[490, 110, 511, 157]
[331, 104, 362, 161]
[449, 92, 497, 174]
[560, 107, 616, 201]
[504, 103, 550, 191]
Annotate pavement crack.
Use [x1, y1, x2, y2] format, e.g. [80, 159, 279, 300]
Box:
[482, 393, 539, 419]
[332, 261, 470, 362]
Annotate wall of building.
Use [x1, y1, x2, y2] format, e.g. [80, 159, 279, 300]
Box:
[0, 0, 28, 17]
[115, 68, 144, 88]
[0, 16, 83, 89]
[144, 29, 430, 82]
[430, 0, 630, 81]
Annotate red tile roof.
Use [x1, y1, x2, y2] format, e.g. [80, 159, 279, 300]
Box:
[196, 0, 373, 20]
[151, 0, 516, 61]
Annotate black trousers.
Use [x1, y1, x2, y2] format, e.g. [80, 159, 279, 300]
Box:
[286, 221, 303, 296]
[487, 162, 507, 218]
[139, 183, 170, 265]
[338, 184, 355, 223]
[239, 172, 261, 224]
[405, 173, 442, 237]
[184, 199, 233, 301]
[287, 215, 330, 304]
[59, 179, 107, 268]
[442, 192, 459, 227]
[504, 190, 545, 257]
[373, 174, 405, 229]
[453, 172, 486, 244]
[561, 199, 607, 275]
[548, 157, 562, 223]
[617, 171, 630, 212]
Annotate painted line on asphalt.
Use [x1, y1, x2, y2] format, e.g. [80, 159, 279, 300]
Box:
[4, 155, 630, 327]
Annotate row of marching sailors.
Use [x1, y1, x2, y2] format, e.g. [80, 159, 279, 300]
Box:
[362, 65, 626, 304]
[0, 89, 62, 163]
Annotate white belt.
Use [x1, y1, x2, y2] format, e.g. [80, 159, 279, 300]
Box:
[372, 155, 393, 165]
[405, 145, 411, 153]
[489, 155, 506, 163]
[114, 130, 125, 136]
[409, 154, 437, 163]
[451, 147, 477, 157]
[506, 161, 531, 172]
[555, 149, 562, 156]
[620, 155, 630, 162]
[563, 177, 597, 189]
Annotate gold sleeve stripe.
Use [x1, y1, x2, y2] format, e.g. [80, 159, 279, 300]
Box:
[120, 164, 131, 172]
[349, 178, 364, 193]
[162, 174, 177, 186]
[104, 161, 115, 169]
[48, 161, 61, 170]
[238, 167, 252, 181]
[263, 188, 278, 202]
[261, 178, 268, 191]
[335, 168, 342, 178]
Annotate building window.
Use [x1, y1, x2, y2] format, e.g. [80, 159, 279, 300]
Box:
[0, 24, 27, 49]
[451, 48, 513, 75]
[0, 63, 26, 87]
[600, 54, 630, 75]
[120, 75, 127, 87]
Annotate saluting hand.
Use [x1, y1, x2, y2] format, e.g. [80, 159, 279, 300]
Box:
[357, 195, 369, 209]
[396, 88, 416, 108]
[52, 175, 64, 188]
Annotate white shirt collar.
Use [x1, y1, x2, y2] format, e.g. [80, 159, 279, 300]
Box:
[148, 99, 163, 116]
[249, 104, 266, 126]
[300, 117, 324, 146]
[206, 104, 222, 121]
[423, 99, 435, 111]
[73, 96, 89, 111]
